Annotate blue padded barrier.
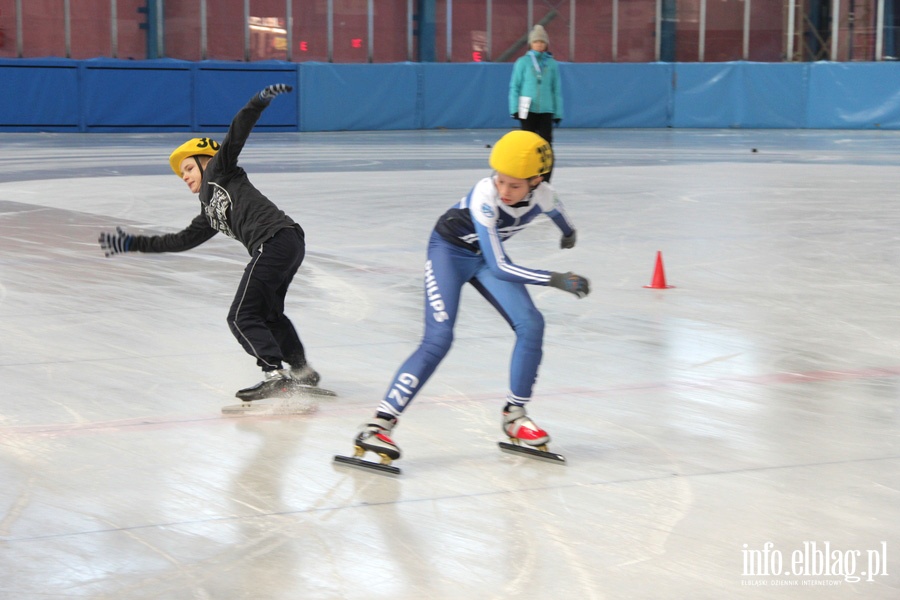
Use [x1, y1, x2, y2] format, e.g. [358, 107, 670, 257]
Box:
[0, 60, 81, 129]
[562, 63, 673, 128]
[421, 63, 513, 129]
[300, 62, 420, 131]
[1, 59, 899, 132]
[82, 59, 192, 130]
[807, 62, 900, 129]
[195, 61, 298, 130]
[672, 62, 809, 128]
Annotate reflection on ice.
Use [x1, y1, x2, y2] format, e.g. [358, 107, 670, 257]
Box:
[0, 129, 898, 598]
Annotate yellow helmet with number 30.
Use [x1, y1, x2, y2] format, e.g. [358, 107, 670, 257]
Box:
[489, 130, 553, 180]
[169, 138, 220, 176]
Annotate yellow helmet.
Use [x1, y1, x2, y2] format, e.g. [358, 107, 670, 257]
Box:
[489, 130, 553, 179]
[169, 137, 220, 176]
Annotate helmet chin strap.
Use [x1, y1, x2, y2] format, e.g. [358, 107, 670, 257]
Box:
[193, 156, 205, 176]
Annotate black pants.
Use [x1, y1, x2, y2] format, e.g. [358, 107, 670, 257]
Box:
[519, 112, 555, 182]
[227, 226, 307, 372]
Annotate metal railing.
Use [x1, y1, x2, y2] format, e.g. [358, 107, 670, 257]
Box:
[1, 0, 896, 62]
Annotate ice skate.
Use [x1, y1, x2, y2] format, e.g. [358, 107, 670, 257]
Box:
[288, 364, 337, 398]
[333, 417, 402, 475]
[290, 364, 320, 386]
[498, 405, 566, 464]
[235, 369, 295, 402]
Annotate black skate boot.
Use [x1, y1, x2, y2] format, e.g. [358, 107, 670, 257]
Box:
[498, 404, 566, 464]
[235, 369, 294, 402]
[289, 364, 320, 386]
[334, 416, 402, 475]
[288, 364, 339, 398]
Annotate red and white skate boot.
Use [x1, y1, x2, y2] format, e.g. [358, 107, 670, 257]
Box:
[354, 416, 401, 461]
[334, 416, 403, 475]
[502, 404, 550, 448]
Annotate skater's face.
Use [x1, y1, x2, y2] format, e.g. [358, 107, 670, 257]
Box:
[179, 156, 209, 194]
[494, 172, 541, 205]
[530, 40, 547, 53]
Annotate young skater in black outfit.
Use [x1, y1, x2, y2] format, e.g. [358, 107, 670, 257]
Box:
[98, 84, 322, 401]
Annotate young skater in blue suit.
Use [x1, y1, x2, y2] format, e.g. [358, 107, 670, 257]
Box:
[352, 130, 589, 466]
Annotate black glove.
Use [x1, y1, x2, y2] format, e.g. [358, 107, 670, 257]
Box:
[258, 83, 293, 103]
[549, 271, 590, 298]
[560, 231, 576, 249]
[553, 118, 561, 127]
[98, 226, 134, 257]
[511, 113, 520, 120]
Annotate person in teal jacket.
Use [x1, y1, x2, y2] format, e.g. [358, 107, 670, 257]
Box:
[508, 24, 564, 182]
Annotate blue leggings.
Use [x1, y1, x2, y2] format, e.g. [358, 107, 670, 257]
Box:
[377, 232, 544, 418]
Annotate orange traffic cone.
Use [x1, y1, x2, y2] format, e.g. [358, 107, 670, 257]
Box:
[644, 251, 674, 289]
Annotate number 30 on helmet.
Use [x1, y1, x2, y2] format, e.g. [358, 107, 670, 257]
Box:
[489, 130, 553, 180]
[169, 138, 220, 176]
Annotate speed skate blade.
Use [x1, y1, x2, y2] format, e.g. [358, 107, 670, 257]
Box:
[294, 384, 337, 398]
[498, 441, 566, 465]
[234, 383, 337, 402]
[222, 402, 263, 415]
[221, 397, 319, 416]
[333, 454, 401, 476]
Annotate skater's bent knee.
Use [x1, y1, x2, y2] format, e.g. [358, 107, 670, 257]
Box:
[515, 311, 545, 336]
[420, 333, 453, 361]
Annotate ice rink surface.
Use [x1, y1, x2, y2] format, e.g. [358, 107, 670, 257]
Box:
[1, 128, 899, 599]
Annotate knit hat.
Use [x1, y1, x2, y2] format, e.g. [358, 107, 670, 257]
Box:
[528, 24, 549, 45]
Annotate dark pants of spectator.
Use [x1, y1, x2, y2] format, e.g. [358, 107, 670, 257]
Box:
[519, 112, 555, 182]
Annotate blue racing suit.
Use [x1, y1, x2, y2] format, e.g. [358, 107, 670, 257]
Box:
[377, 176, 576, 418]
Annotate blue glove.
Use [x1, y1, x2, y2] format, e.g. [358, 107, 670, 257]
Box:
[98, 226, 133, 257]
[258, 84, 293, 103]
[549, 271, 590, 299]
[560, 231, 576, 249]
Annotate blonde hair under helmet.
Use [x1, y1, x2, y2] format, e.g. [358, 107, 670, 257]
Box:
[489, 130, 553, 179]
[169, 137, 220, 176]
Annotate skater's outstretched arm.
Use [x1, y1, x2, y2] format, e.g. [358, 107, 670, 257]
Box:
[474, 217, 552, 285]
[548, 271, 590, 298]
[543, 186, 590, 298]
[467, 184, 552, 286]
[214, 84, 293, 176]
[474, 212, 588, 298]
[534, 183, 577, 249]
[98, 214, 217, 256]
[98, 226, 133, 257]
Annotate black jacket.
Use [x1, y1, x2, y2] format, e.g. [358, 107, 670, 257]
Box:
[131, 94, 299, 256]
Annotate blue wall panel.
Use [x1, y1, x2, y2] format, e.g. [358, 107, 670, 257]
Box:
[422, 63, 513, 129]
[0, 61, 80, 128]
[807, 62, 900, 129]
[1, 59, 899, 132]
[196, 62, 298, 129]
[673, 63, 807, 128]
[300, 63, 420, 131]
[737, 63, 808, 128]
[674, 63, 743, 127]
[82, 60, 191, 129]
[563, 63, 672, 128]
